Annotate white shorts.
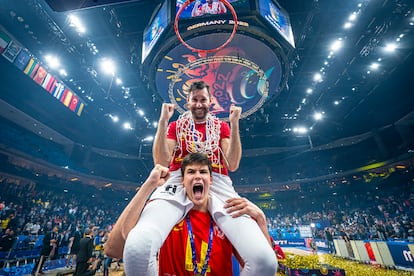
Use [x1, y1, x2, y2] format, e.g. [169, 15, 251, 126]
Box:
[150, 170, 241, 219]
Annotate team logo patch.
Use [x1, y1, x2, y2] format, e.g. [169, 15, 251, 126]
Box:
[162, 184, 178, 195]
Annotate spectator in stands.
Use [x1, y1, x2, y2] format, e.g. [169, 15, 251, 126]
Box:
[66, 224, 82, 268]
[0, 228, 16, 252]
[31, 226, 59, 275]
[1, 214, 10, 232]
[7, 214, 18, 232]
[101, 231, 116, 276]
[324, 227, 334, 253]
[93, 229, 105, 272]
[309, 238, 318, 254]
[30, 221, 41, 236]
[23, 220, 33, 235]
[74, 228, 97, 276]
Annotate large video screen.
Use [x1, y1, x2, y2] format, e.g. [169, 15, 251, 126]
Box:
[142, 1, 169, 63]
[258, 0, 295, 48]
[176, 0, 251, 19]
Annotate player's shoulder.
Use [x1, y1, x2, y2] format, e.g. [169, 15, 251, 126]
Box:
[219, 120, 230, 128]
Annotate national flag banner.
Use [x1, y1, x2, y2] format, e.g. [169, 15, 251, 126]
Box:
[69, 94, 79, 111]
[76, 101, 85, 116]
[47, 78, 58, 94]
[51, 82, 61, 97]
[13, 49, 31, 71]
[44, 75, 57, 93]
[59, 88, 69, 102]
[29, 63, 40, 79]
[23, 58, 36, 75]
[53, 82, 65, 99]
[2, 40, 22, 62]
[0, 31, 11, 53]
[41, 73, 52, 89]
[56, 84, 66, 100]
[63, 89, 73, 107]
[33, 66, 48, 85]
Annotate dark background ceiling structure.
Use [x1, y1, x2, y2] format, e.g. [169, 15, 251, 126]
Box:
[0, 0, 413, 195]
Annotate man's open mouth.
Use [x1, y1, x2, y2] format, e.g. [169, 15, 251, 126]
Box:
[193, 184, 204, 198]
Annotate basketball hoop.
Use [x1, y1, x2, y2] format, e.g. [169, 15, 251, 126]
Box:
[174, 0, 238, 55]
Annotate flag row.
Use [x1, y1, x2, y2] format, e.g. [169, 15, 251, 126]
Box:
[0, 29, 85, 116]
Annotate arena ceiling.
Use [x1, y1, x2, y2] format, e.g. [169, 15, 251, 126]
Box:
[0, 0, 413, 188]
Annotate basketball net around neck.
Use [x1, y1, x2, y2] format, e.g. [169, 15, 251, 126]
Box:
[175, 111, 222, 172]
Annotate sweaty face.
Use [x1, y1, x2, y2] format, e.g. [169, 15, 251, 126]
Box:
[187, 88, 211, 122]
[182, 164, 212, 211]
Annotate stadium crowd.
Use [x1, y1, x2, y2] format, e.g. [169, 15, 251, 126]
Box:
[1, 169, 413, 258]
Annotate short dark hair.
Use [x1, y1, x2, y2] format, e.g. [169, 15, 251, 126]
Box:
[181, 153, 212, 176]
[189, 81, 211, 97]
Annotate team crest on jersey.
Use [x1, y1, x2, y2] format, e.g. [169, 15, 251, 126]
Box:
[173, 220, 184, 231]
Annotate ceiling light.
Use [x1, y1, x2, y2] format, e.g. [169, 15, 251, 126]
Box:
[344, 22, 352, 29]
[313, 73, 323, 82]
[68, 14, 86, 33]
[293, 127, 308, 134]
[306, 88, 313, 94]
[59, 69, 67, 76]
[348, 12, 357, 21]
[334, 101, 340, 105]
[115, 78, 122, 85]
[45, 55, 60, 69]
[109, 114, 119, 122]
[313, 112, 323, 121]
[68, 15, 80, 27]
[330, 39, 343, 52]
[384, 43, 397, 52]
[100, 58, 116, 76]
[370, 62, 380, 70]
[123, 122, 133, 130]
